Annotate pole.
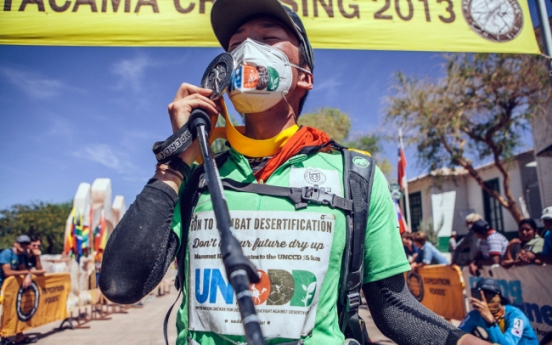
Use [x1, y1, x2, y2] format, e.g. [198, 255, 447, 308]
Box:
[535, 0, 552, 85]
[399, 128, 412, 232]
[188, 109, 266, 345]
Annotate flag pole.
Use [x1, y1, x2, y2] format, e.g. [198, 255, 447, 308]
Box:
[399, 128, 412, 232]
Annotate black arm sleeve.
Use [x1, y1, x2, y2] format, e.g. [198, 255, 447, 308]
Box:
[99, 179, 180, 304]
[363, 274, 467, 345]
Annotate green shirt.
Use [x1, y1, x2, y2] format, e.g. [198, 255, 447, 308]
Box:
[171, 147, 410, 345]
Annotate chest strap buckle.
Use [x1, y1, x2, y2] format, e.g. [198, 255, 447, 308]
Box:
[301, 185, 334, 206]
[346, 292, 361, 310]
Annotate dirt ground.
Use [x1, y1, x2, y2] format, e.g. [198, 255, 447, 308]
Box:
[3, 288, 395, 345]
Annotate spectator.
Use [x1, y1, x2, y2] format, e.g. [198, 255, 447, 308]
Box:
[536, 206, 552, 265]
[22, 235, 46, 275]
[402, 232, 419, 263]
[452, 213, 482, 266]
[469, 220, 509, 276]
[502, 219, 543, 268]
[459, 278, 538, 344]
[0, 235, 38, 344]
[411, 231, 449, 270]
[449, 231, 458, 253]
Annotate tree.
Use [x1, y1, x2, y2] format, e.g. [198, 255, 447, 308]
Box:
[0, 201, 72, 254]
[299, 107, 351, 143]
[386, 53, 551, 223]
[299, 107, 393, 178]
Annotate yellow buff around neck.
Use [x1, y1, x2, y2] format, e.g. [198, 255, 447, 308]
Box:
[220, 98, 299, 158]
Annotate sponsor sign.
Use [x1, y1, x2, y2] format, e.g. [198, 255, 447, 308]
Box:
[0, 0, 538, 53]
[188, 210, 334, 339]
[0, 273, 71, 337]
[462, 265, 552, 341]
[405, 264, 466, 320]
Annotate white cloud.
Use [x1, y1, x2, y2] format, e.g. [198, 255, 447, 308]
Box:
[111, 55, 152, 92]
[73, 144, 134, 173]
[1, 68, 65, 99]
[313, 77, 342, 98]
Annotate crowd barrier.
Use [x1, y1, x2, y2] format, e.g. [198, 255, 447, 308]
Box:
[462, 265, 552, 341]
[404, 264, 466, 321]
[0, 273, 71, 338]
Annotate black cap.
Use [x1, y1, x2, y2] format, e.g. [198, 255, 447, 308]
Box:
[475, 278, 509, 304]
[211, 0, 314, 72]
[16, 235, 31, 244]
[471, 219, 491, 234]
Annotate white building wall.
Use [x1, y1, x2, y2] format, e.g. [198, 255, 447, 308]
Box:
[537, 158, 552, 209]
[407, 152, 536, 236]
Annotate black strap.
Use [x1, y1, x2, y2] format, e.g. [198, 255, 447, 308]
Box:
[339, 149, 376, 344]
[197, 178, 354, 212]
[152, 123, 194, 163]
[163, 289, 182, 345]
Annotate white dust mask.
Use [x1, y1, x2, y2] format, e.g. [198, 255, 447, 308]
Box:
[228, 38, 311, 114]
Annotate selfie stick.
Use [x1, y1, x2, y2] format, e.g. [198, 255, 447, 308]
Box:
[187, 106, 266, 345]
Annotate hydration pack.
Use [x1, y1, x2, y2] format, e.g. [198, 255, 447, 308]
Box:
[166, 142, 376, 345]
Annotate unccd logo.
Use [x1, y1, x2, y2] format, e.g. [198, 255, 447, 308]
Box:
[195, 269, 317, 307]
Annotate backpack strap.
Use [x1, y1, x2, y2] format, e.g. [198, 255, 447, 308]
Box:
[339, 148, 376, 344]
[197, 178, 354, 212]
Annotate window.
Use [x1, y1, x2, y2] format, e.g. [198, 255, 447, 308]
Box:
[409, 192, 423, 232]
[482, 178, 504, 232]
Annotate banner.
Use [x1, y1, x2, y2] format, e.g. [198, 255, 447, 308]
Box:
[462, 265, 552, 341]
[0, 273, 71, 337]
[0, 0, 539, 53]
[405, 264, 466, 320]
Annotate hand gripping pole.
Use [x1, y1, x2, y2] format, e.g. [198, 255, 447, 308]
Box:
[188, 109, 266, 345]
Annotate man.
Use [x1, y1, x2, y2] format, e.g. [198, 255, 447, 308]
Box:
[411, 231, 449, 271]
[459, 278, 538, 344]
[100, 1, 489, 344]
[469, 220, 509, 276]
[452, 213, 482, 266]
[0, 235, 38, 344]
[22, 236, 46, 276]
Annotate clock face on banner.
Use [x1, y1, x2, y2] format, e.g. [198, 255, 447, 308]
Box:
[462, 0, 523, 42]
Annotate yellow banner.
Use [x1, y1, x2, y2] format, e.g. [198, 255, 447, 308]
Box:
[0, 0, 539, 53]
[0, 273, 70, 337]
[405, 264, 466, 320]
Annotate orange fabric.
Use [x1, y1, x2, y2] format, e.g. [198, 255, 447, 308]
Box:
[254, 126, 331, 182]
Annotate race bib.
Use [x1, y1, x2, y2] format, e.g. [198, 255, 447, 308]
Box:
[188, 210, 335, 339]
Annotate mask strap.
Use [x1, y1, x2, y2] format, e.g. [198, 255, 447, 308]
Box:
[281, 92, 297, 121]
[289, 63, 312, 75]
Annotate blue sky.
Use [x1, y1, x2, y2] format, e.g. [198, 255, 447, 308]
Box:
[1, 2, 550, 210]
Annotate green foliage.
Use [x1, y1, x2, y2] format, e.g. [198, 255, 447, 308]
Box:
[385, 53, 551, 222]
[0, 201, 71, 254]
[346, 134, 381, 155]
[299, 107, 393, 179]
[298, 107, 351, 143]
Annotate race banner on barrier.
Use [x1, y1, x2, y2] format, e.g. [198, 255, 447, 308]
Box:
[0, 273, 71, 337]
[0, 0, 539, 53]
[405, 264, 466, 321]
[462, 265, 552, 341]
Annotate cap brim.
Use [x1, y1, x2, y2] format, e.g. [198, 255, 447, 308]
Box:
[541, 215, 552, 220]
[211, 0, 301, 51]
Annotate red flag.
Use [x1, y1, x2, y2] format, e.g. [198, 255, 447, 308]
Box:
[398, 148, 407, 190]
[395, 199, 408, 234]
